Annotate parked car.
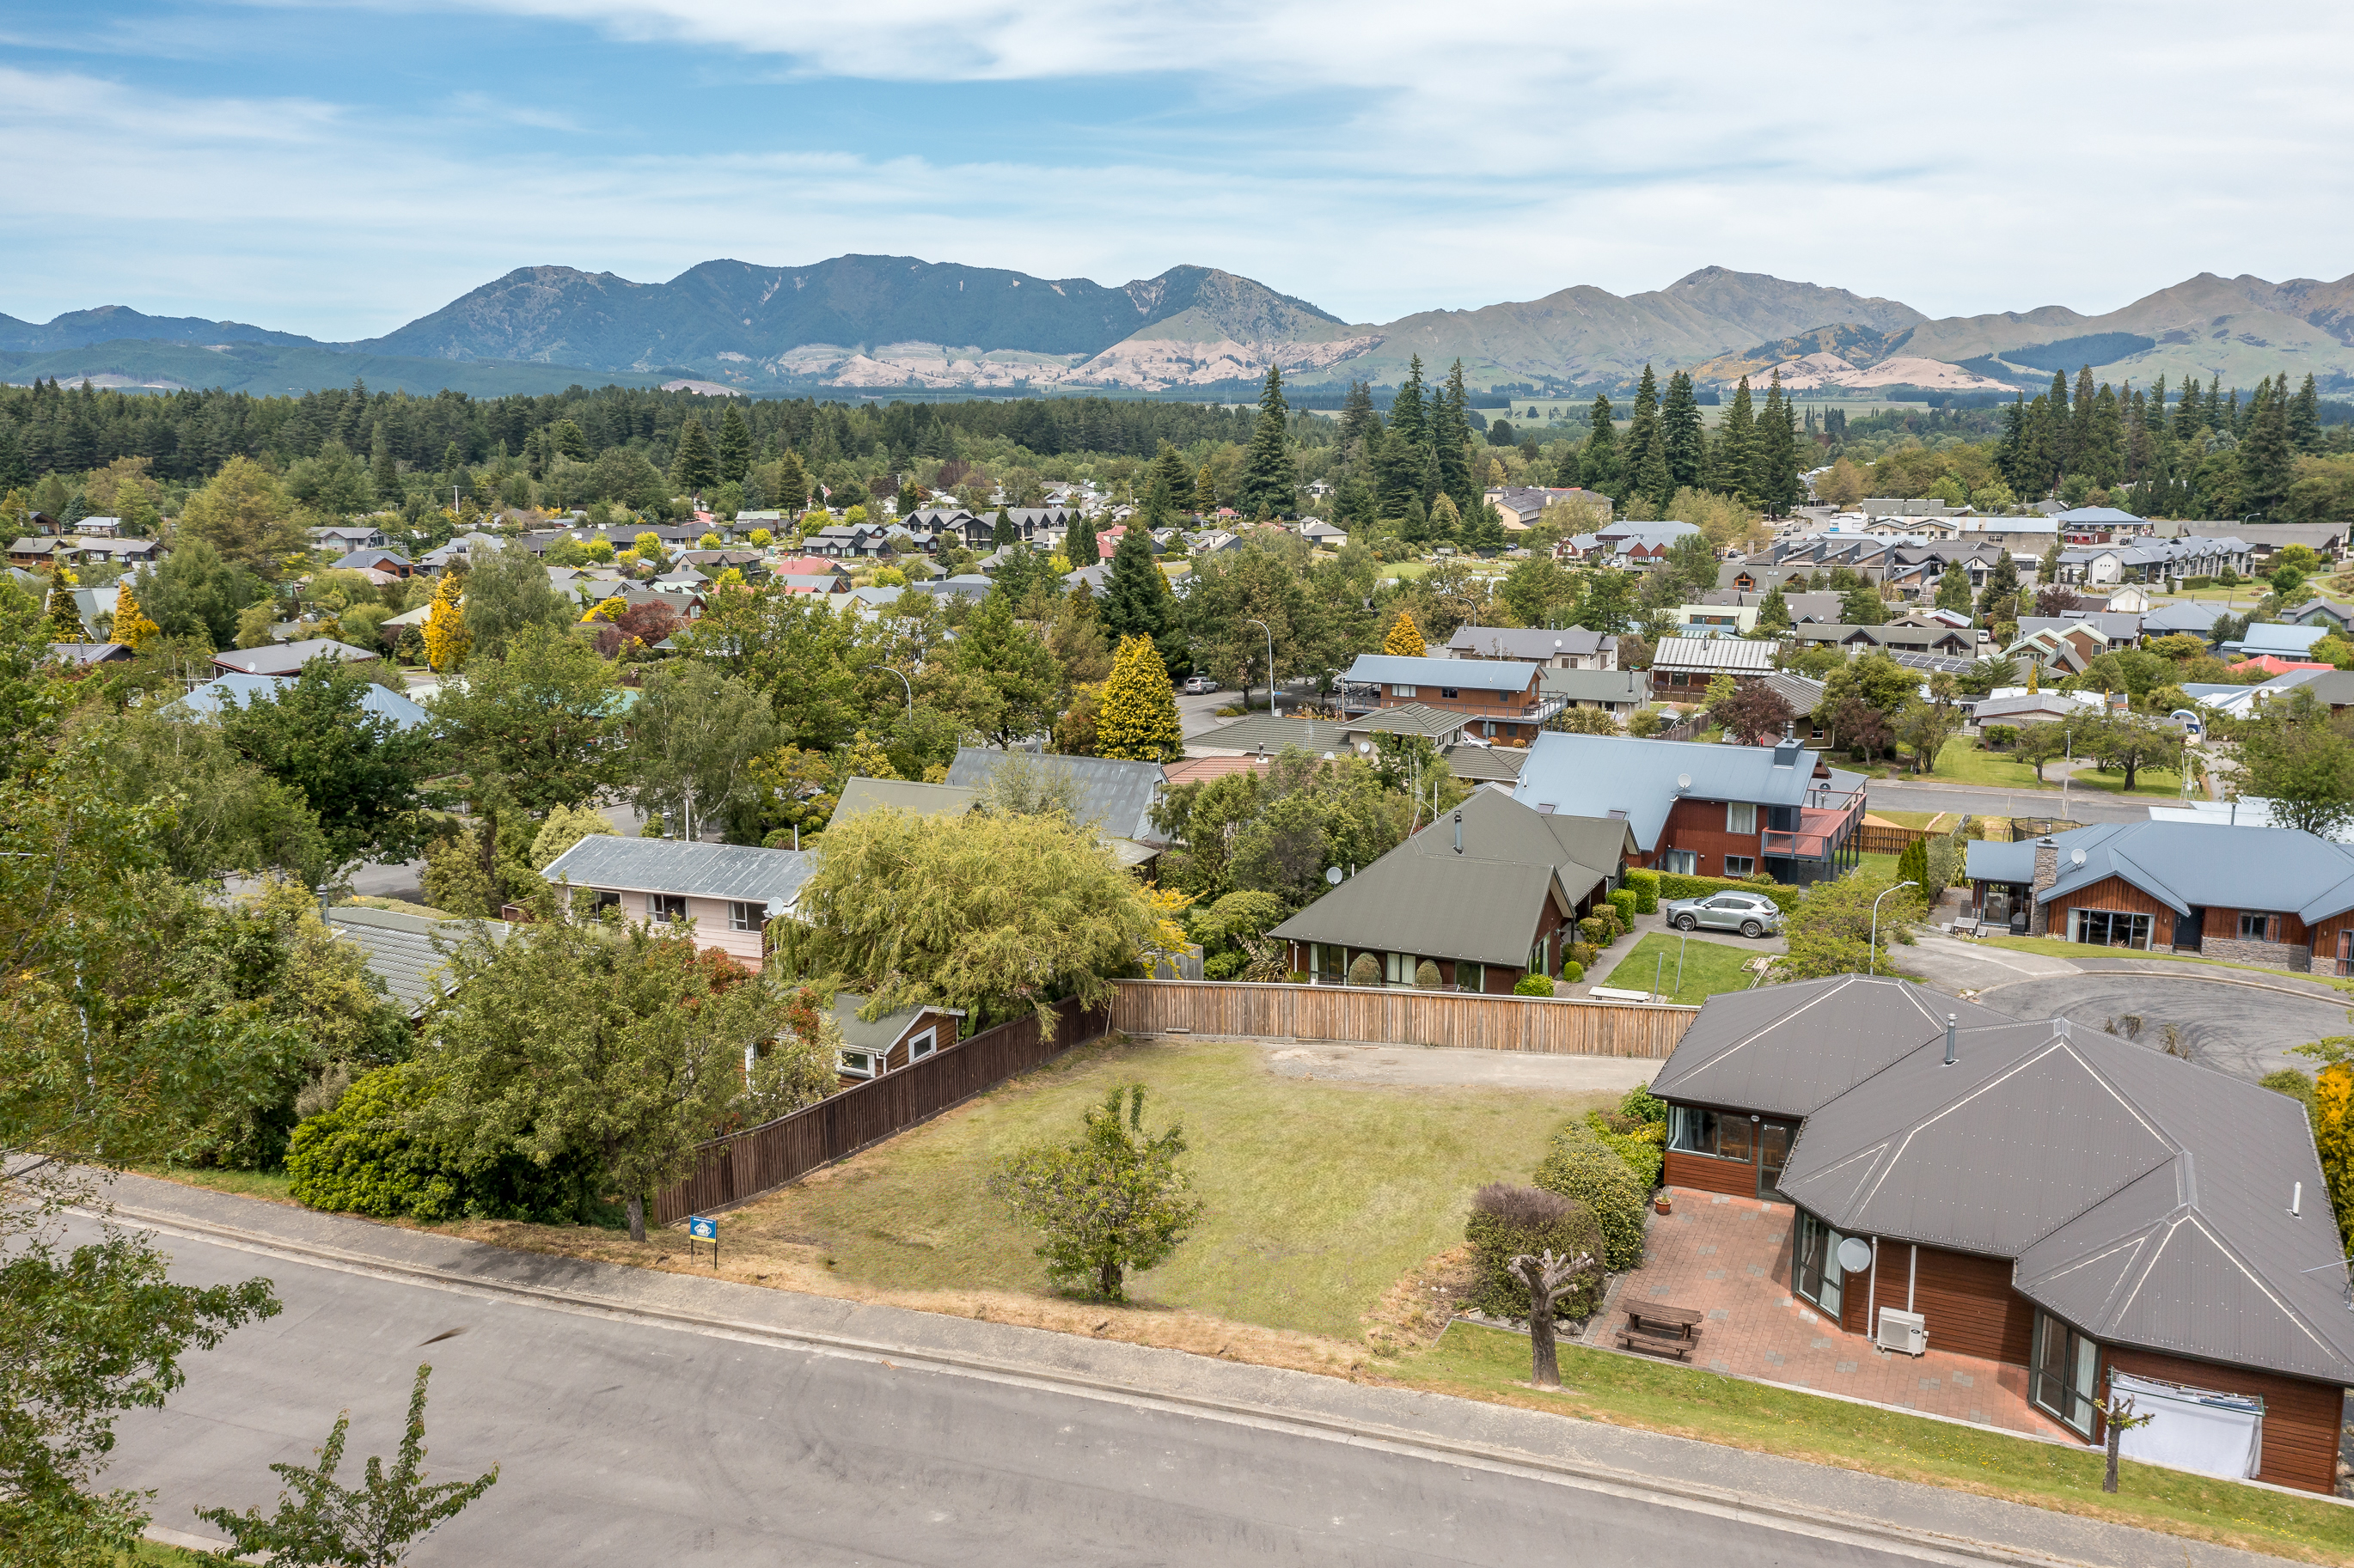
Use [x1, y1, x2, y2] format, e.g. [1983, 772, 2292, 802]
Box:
[1182, 675, 1219, 694]
[1663, 889, 1782, 938]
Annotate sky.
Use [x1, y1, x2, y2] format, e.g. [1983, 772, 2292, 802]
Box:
[4, 0, 2352, 341]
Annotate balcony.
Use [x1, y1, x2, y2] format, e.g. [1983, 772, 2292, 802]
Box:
[1761, 785, 1866, 869]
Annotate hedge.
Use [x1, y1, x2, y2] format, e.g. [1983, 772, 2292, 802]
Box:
[1513, 973, 1556, 996]
[1623, 869, 1660, 914]
[1562, 960, 1583, 983]
[1585, 1110, 1665, 1189]
[1658, 871, 1800, 912]
[1607, 888, 1638, 930]
[1464, 1184, 1605, 1321]
[1533, 1125, 1649, 1271]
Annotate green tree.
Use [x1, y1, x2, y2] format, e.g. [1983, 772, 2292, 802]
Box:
[421, 917, 790, 1241]
[180, 456, 308, 578]
[2234, 697, 2354, 838]
[217, 660, 439, 867]
[1750, 371, 1801, 516]
[1839, 580, 1889, 625]
[715, 402, 754, 483]
[1623, 365, 1665, 507]
[137, 537, 262, 650]
[1237, 364, 1295, 519]
[1431, 360, 1477, 521]
[2241, 375, 2296, 520]
[1097, 633, 1183, 763]
[990, 1085, 1203, 1302]
[1776, 873, 1926, 980]
[197, 1364, 498, 1568]
[1098, 523, 1177, 673]
[669, 417, 718, 497]
[1575, 394, 1618, 494]
[1755, 583, 1791, 632]
[956, 592, 1063, 747]
[459, 546, 571, 662]
[430, 622, 622, 815]
[1935, 565, 1974, 614]
[625, 660, 780, 843]
[1714, 378, 1756, 501]
[1066, 513, 1099, 565]
[1660, 370, 1705, 495]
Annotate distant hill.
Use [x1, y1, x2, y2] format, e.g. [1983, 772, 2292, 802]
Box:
[12, 259, 2354, 399]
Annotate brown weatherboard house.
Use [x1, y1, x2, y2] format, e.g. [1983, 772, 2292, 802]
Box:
[1966, 821, 2354, 974]
[1653, 975, 2353, 1492]
[1337, 654, 1558, 745]
[1269, 790, 1636, 991]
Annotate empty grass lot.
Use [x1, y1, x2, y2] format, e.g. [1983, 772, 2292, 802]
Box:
[1915, 738, 2188, 798]
[1601, 931, 1760, 1004]
[700, 1034, 1605, 1339]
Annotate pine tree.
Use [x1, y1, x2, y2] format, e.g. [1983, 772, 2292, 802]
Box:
[1622, 365, 1664, 504]
[2045, 372, 2072, 479]
[1095, 634, 1184, 763]
[111, 575, 158, 649]
[670, 418, 718, 498]
[1749, 371, 1801, 516]
[1428, 492, 1463, 545]
[1383, 609, 1425, 656]
[1995, 394, 2027, 491]
[423, 571, 470, 673]
[1100, 524, 1171, 650]
[1373, 424, 1424, 522]
[2086, 383, 2125, 490]
[716, 402, 754, 482]
[45, 577, 83, 640]
[1236, 364, 1294, 520]
[1066, 513, 1099, 566]
[2070, 367, 2098, 476]
[1715, 378, 1755, 501]
[774, 452, 810, 511]
[994, 509, 1018, 548]
[1146, 441, 1193, 517]
[2123, 388, 2153, 483]
[2241, 375, 2295, 520]
[1578, 394, 1620, 497]
[1193, 463, 1218, 516]
[1337, 381, 1379, 452]
[1432, 359, 1477, 520]
[1660, 371, 1704, 495]
[2290, 372, 2322, 452]
[1390, 357, 1428, 450]
[370, 425, 399, 502]
[1755, 583, 1790, 632]
[1935, 565, 1974, 613]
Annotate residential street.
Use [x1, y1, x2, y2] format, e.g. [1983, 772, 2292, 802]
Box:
[1862, 778, 2153, 826]
[89, 1178, 2271, 1568]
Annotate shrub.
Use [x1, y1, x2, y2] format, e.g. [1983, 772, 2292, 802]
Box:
[1568, 941, 1596, 970]
[1623, 869, 1660, 914]
[1533, 1124, 1649, 1270]
[1979, 724, 2019, 750]
[1562, 960, 1583, 983]
[1202, 949, 1245, 980]
[1463, 1183, 1605, 1321]
[1657, 871, 1798, 911]
[1347, 951, 1382, 987]
[1608, 888, 1638, 930]
[1415, 958, 1444, 989]
[1585, 1110, 1666, 1189]
[1618, 1083, 1667, 1125]
[1513, 973, 1556, 997]
[1577, 915, 1610, 945]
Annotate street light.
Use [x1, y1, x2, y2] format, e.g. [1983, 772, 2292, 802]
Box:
[1245, 617, 1275, 713]
[1870, 881, 1919, 976]
[866, 663, 912, 725]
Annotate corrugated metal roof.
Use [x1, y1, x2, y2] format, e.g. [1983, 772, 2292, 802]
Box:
[1539, 667, 1648, 705]
[1446, 625, 1612, 660]
[945, 748, 1166, 843]
[540, 836, 818, 905]
[166, 672, 432, 732]
[326, 906, 510, 1015]
[1964, 839, 2038, 884]
[2031, 821, 2354, 923]
[831, 778, 977, 823]
[1651, 637, 1778, 673]
[1342, 654, 1540, 692]
[1512, 732, 1864, 852]
[1445, 744, 1524, 782]
[212, 639, 382, 677]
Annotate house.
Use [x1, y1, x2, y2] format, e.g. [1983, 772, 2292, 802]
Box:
[167, 672, 431, 732]
[1700, 588, 1846, 624]
[46, 639, 135, 668]
[1183, 703, 1476, 760]
[830, 992, 967, 1082]
[2002, 623, 2106, 678]
[310, 523, 387, 552]
[325, 904, 511, 1016]
[1651, 974, 2352, 1492]
[211, 639, 382, 678]
[2282, 599, 2354, 634]
[1271, 789, 1636, 991]
[1337, 654, 1556, 744]
[1647, 635, 1777, 699]
[538, 836, 819, 965]
[943, 748, 1167, 852]
[2015, 612, 2140, 651]
[1792, 622, 1978, 660]
[2225, 622, 2331, 661]
[2104, 584, 2152, 615]
[1971, 690, 2100, 732]
[1299, 520, 1348, 546]
[1538, 667, 1648, 716]
[418, 532, 508, 572]
[1483, 485, 1613, 530]
[2003, 820, 2354, 974]
[829, 777, 978, 826]
[2239, 522, 2352, 562]
[1511, 729, 1867, 885]
[70, 535, 162, 566]
[1672, 603, 1759, 634]
[2139, 600, 2229, 640]
[330, 547, 413, 578]
[2051, 504, 2149, 541]
[1446, 625, 1617, 669]
[1563, 520, 1700, 566]
[8, 537, 80, 570]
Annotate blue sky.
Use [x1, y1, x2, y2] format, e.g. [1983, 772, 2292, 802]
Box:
[5, 0, 2352, 339]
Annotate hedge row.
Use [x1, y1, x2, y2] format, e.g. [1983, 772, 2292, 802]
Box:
[1656, 871, 1799, 912]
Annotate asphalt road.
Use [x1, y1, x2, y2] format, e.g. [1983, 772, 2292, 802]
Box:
[1973, 972, 2351, 1082]
[103, 1220, 1950, 1567]
[1862, 778, 2152, 826]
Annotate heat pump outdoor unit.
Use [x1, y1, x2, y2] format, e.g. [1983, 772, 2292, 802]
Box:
[1876, 1307, 1928, 1357]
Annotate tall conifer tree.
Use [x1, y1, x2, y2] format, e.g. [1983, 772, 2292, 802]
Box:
[1660, 371, 1704, 496]
[1749, 371, 1801, 517]
[1337, 381, 1379, 452]
[1432, 360, 1477, 520]
[1577, 395, 1619, 497]
[2241, 375, 2295, 520]
[1237, 365, 1294, 520]
[1715, 377, 1756, 501]
[716, 402, 754, 482]
[1622, 365, 1662, 507]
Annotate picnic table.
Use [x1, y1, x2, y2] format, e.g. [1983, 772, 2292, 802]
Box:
[1615, 1296, 1704, 1360]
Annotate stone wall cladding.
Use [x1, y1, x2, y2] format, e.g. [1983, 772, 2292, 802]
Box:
[2198, 937, 2309, 971]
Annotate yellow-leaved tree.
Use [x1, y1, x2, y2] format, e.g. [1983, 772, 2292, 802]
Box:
[422, 573, 470, 673]
[1383, 608, 1424, 656]
[111, 575, 160, 649]
[585, 595, 627, 623]
[2314, 1062, 2354, 1255]
[1095, 634, 1183, 763]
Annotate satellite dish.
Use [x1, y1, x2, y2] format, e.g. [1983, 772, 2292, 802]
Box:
[2070, 848, 2087, 866]
[1675, 773, 1692, 793]
[764, 898, 786, 918]
[1326, 865, 1343, 885]
[1356, 740, 1373, 754]
[1836, 1236, 1873, 1274]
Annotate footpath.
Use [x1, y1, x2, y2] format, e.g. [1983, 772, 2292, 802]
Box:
[101, 1171, 2294, 1568]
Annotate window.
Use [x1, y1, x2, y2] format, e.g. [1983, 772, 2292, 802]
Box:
[1385, 952, 1418, 985]
[905, 1028, 938, 1064]
[1725, 802, 1758, 835]
[1440, 687, 1460, 700]
[649, 893, 688, 924]
[2070, 908, 2151, 949]
[1668, 1107, 1753, 1162]
[837, 1048, 877, 1080]
[1456, 961, 1484, 992]
[1662, 850, 1699, 876]
[2238, 912, 2281, 943]
[590, 889, 621, 912]
[1723, 856, 1756, 878]
[1312, 943, 1347, 982]
[2030, 1312, 2100, 1437]
[729, 900, 764, 932]
[1530, 934, 1551, 979]
[1391, 683, 1417, 698]
[1792, 1210, 1845, 1318]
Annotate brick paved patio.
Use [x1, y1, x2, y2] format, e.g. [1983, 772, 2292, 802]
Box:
[1587, 1187, 2079, 1443]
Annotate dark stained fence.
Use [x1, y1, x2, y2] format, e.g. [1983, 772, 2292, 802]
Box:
[651, 996, 1110, 1227]
[1854, 821, 1935, 856]
[1110, 979, 1697, 1057]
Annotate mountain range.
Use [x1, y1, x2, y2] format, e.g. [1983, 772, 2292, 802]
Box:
[9, 256, 2354, 401]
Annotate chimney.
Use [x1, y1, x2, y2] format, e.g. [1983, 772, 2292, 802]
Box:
[1944, 1014, 1957, 1065]
[1453, 810, 1464, 855]
[1772, 721, 1803, 770]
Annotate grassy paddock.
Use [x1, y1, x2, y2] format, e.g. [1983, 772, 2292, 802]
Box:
[1603, 931, 1761, 1004]
[1397, 1325, 2354, 1563]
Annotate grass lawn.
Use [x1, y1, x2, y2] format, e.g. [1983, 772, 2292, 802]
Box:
[1397, 1324, 2354, 1564]
[132, 1166, 297, 1204]
[1602, 931, 1760, 1004]
[1907, 738, 2186, 798]
[710, 1035, 1605, 1339]
[128, 1541, 216, 1566]
[1979, 934, 2354, 994]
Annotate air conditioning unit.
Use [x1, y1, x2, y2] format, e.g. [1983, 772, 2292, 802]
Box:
[1876, 1307, 1928, 1357]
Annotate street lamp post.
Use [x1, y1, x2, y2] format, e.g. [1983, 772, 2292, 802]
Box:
[1870, 881, 1920, 976]
[866, 663, 913, 726]
[1245, 617, 1275, 713]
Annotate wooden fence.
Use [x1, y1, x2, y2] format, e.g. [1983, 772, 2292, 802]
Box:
[1110, 979, 1697, 1058]
[651, 996, 1110, 1227]
[1853, 821, 1935, 855]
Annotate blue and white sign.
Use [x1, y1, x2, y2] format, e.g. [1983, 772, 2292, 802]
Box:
[688, 1216, 716, 1241]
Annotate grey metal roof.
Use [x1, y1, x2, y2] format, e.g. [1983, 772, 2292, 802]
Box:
[832, 991, 958, 1052]
[1446, 625, 1613, 661]
[1972, 692, 2092, 723]
[326, 905, 510, 1016]
[1651, 975, 2009, 1118]
[944, 747, 1165, 843]
[1753, 670, 1825, 711]
[1445, 744, 1524, 782]
[1964, 839, 2038, 884]
[1539, 667, 1648, 705]
[2031, 820, 2354, 924]
[1651, 637, 1777, 673]
[540, 835, 819, 906]
[1342, 654, 1540, 692]
[1183, 705, 1470, 757]
[1772, 1015, 2354, 1383]
[166, 672, 432, 732]
[212, 638, 381, 677]
[831, 777, 978, 823]
[2018, 613, 2141, 644]
[1512, 732, 1864, 852]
